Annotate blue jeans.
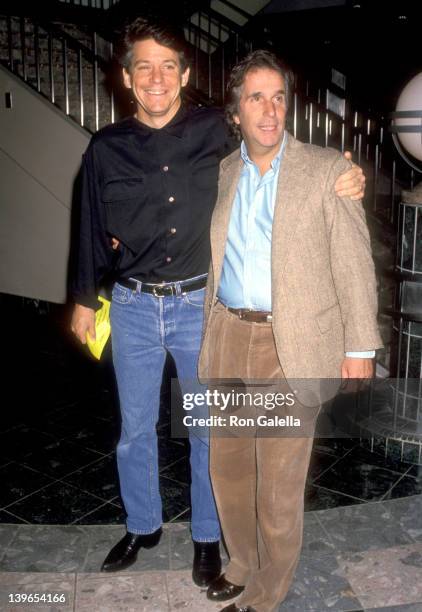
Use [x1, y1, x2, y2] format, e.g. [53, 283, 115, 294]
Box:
[110, 278, 220, 542]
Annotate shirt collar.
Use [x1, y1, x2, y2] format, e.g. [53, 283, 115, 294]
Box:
[130, 102, 189, 138]
[240, 131, 287, 171]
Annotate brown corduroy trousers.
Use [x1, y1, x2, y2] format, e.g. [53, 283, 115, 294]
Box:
[207, 302, 319, 612]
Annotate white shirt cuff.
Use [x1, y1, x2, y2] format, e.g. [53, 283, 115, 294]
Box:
[345, 350, 375, 358]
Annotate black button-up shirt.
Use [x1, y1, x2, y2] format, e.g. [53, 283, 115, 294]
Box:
[71, 104, 234, 309]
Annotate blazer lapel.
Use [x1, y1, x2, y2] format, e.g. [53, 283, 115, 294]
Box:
[210, 152, 243, 301]
[272, 134, 313, 284]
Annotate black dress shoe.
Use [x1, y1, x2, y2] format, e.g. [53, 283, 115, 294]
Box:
[101, 528, 162, 572]
[207, 573, 245, 601]
[221, 604, 257, 612]
[192, 540, 222, 586]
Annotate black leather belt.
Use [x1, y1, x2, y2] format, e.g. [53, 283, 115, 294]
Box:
[227, 306, 273, 323]
[117, 276, 207, 297]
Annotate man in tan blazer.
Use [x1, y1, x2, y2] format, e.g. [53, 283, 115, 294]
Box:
[198, 50, 382, 612]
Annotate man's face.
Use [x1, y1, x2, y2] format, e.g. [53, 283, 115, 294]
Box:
[123, 38, 190, 128]
[233, 67, 287, 159]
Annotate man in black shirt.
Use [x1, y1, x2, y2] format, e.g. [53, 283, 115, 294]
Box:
[71, 17, 365, 586]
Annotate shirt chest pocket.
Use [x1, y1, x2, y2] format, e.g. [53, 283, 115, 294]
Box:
[101, 177, 156, 253]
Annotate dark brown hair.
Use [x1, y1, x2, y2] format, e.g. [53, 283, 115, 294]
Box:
[117, 17, 190, 73]
[226, 49, 293, 139]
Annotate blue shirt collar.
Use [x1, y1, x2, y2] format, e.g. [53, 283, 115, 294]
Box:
[240, 131, 287, 171]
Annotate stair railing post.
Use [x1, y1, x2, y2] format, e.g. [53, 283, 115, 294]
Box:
[93, 31, 99, 131]
[221, 43, 225, 103]
[110, 41, 115, 124]
[48, 32, 55, 103]
[20, 16, 27, 81]
[7, 15, 14, 71]
[78, 48, 84, 127]
[60, 38, 69, 115]
[195, 16, 199, 90]
[34, 23, 41, 92]
[207, 12, 212, 99]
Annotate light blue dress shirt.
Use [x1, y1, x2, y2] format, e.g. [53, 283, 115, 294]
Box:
[217, 135, 375, 359]
[218, 137, 285, 311]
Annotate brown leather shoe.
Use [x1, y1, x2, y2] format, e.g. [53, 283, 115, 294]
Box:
[206, 573, 245, 601]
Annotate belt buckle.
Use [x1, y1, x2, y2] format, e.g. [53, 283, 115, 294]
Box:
[152, 283, 167, 298]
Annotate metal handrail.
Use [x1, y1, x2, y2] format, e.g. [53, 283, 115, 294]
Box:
[58, 0, 120, 9]
[1, 14, 113, 131]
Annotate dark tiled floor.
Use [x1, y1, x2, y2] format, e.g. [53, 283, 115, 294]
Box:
[1, 294, 421, 525]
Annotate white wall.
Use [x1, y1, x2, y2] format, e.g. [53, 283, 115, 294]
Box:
[0, 65, 90, 303]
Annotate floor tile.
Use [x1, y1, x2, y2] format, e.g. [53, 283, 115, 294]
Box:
[281, 554, 362, 611]
[168, 522, 193, 571]
[0, 463, 55, 508]
[382, 474, 422, 500]
[0, 511, 29, 525]
[158, 438, 189, 473]
[0, 571, 75, 585]
[337, 542, 422, 608]
[79, 525, 126, 572]
[20, 440, 103, 479]
[4, 482, 105, 525]
[160, 456, 190, 485]
[316, 501, 413, 553]
[63, 419, 119, 454]
[160, 477, 190, 523]
[305, 484, 362, 512]
[0, 574, 75, 611]
[39, 411, 107, 440]
[312, 438, 358, 457]
[0, 427, 57, 463]
[381, 495, 422, 542]
[342, 444, 414, 475]
[0, 525, 89, 572]
[165, 570, 221, 611]
[75, 571, 169, 611]
[364, 604, 422, 611]
[301, 514, 336, 557]
[306, 451, 342, 483]
[61, 453, 120, 501]
[314, 457, 405, 501]
[0, 525, 19, 559]
[72, 502, 126, 525]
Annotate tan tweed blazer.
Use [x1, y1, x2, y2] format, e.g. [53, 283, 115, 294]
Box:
[198, 133, 382, 381]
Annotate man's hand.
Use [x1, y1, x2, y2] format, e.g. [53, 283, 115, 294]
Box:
[71, 304, 96, 344]
[334, 151, 366, 200]
[341, 357, 373, 379]
[111, 237, 120, 250]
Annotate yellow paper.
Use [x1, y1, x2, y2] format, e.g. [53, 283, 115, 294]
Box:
[86, 296, 111, 360]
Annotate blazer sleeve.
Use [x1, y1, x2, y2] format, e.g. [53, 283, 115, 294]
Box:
[322, 154, 383, 352]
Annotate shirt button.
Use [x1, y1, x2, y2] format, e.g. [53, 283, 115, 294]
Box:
[166, 256, 172, 263]
[168, 196, 175, 202]
[163, 165, 169, 172]
[170, 227, 177, 234]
